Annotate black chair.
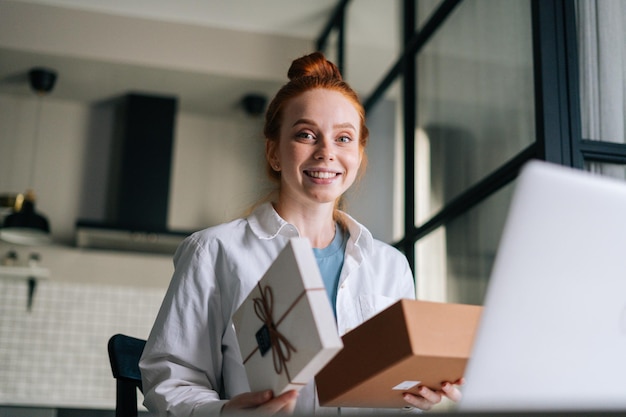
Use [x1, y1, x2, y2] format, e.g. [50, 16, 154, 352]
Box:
[107, 334, 147, 417]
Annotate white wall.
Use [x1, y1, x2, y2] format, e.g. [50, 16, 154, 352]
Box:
[0, 271, 165, 410]
[169, 112, 268, 230]
[0, 91, 270, 410]
[0, 94, 270, 244]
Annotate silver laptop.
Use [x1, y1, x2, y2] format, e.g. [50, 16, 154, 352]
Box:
[459, 160, 626, 412]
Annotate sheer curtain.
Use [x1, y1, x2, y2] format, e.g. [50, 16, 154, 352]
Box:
[576, 0, 626, 177]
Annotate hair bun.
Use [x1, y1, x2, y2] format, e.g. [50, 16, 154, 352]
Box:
[287, 52, 343, 82]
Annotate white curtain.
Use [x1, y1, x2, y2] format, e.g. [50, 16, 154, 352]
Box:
[576, 0, 626, 177]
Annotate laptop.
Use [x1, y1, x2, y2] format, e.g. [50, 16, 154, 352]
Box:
[458, 160, 626, 412]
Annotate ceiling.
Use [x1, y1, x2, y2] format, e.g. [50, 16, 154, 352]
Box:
[0, 0, 342, 116]
[16, 0, 340, 38]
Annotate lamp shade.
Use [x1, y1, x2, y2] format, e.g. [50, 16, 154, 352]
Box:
[0, 193, 51, 245]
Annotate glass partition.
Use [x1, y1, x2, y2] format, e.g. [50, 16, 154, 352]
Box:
[414, 0, 534, 225]
[344, 0, 402, 98]
[416, 0, 444, 29]
[415, 179, 515, 304]
[345, 78, 404, 243]
[322, 27, 341, 69]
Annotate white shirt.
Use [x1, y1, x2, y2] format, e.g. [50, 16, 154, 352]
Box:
[140, 202, 415, 416]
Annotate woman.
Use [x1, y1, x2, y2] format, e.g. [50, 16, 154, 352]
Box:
[139, 52, 462, 416]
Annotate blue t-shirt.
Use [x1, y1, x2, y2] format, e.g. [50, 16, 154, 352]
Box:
[313, 225, 348, 318]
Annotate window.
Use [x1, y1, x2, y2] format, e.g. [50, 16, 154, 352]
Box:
[319, 0, 626, 304]
[576, 0, 626, 179]
[414, 0, 533, 303]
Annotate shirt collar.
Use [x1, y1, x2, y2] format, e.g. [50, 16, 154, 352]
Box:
[247, 202, 298, 240]
[247, 202, 373, 252]
[341, 211, 373, 253]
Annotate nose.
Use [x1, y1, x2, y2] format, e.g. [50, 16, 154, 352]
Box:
[314, 137, 334, 161]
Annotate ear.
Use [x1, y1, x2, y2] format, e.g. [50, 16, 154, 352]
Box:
[265, 139, 279, 169]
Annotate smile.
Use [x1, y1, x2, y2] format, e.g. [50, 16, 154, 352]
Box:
[306, 171, 339, 179]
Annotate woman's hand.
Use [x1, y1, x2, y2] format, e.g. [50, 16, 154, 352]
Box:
[222, 389, 298, 415]
[402, 378, 464, 411]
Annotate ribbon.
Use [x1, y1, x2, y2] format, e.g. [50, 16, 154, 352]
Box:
[253, 284, 298, 377]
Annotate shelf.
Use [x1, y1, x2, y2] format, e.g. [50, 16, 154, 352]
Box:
[0, 265, 50, 280]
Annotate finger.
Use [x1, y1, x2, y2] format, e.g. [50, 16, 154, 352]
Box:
[441, 381, 463, 403]
[416, 386, 442, 404]
[223, 390, 273, 412]
[278, 391, 298, 415]
[402, 386, 442, 411]
[257, 390, 298, 415]
[402, 392, 434, 411]
[275, 390, 298, 414]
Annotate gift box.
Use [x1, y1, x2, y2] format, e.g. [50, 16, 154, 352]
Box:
[315, 299, 482, 408]
[232, 237, 343, 394]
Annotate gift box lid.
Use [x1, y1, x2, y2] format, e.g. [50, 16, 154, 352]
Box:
[233, 237, 343, 394]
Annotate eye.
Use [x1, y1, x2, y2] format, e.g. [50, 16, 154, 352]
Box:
[337, 135, 353, 143]
[296, 132, 315, 141]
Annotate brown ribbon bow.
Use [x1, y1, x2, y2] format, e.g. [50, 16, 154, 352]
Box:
[253, 284, 298, 376]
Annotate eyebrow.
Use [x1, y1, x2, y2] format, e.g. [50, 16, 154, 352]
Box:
[292, 118, 357, 131]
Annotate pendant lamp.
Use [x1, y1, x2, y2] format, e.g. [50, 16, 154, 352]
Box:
[0, 67, 57, 245]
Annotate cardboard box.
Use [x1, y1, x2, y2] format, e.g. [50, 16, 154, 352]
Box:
[315, 299, 482, 408]
[233, 238, 343, 394]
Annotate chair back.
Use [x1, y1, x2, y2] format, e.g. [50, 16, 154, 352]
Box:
[108, 333, 147, 417]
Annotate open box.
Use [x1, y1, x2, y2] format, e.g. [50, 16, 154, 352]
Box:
[316, 299, 482, 408]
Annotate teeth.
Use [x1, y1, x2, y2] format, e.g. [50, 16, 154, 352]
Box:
[308, 171, 337, 179]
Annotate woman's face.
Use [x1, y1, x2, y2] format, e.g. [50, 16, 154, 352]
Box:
[269, 88, 362, 207]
